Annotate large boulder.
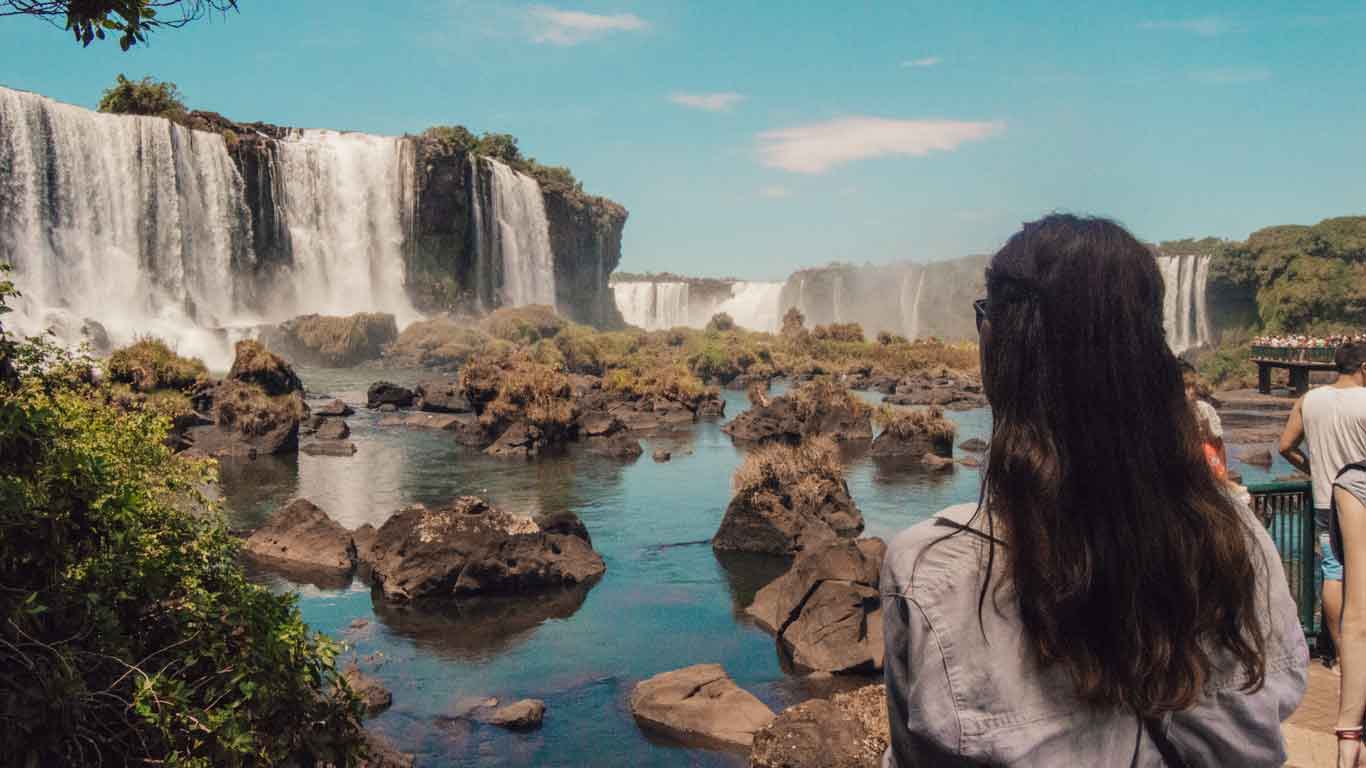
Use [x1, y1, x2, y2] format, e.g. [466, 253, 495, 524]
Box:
[315, 399, 355, 417]
[487, 699, 546, 730]
[886, 371, 987, 411]
[186, 342, 306, 458]
[869, 406, 955, 458]
[723, 382, 872, 445]
[416, 376, 471, 413]
[486, 422, 559, 459]
[343, 666, 393, 718]
[227, 339, 303, 396]
[243, 498, 357, 576]
[367, 381, 416, 409]
[316, 417, 351, 441]
[365, 497, 605, 602]
[746, 539, 886, 673]
[629, 664, 775, 750]
[749, 685, 888, 768]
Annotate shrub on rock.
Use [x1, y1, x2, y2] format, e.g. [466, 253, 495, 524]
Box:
[723, 379, 872, 444]
[870, 404, 955, 458]
[713, 437, 864, 555]
[259, 312, 398, 367]
[479, 305, 567, 344]
[227, 339, 303, 396]
[106, 337, 207, 392]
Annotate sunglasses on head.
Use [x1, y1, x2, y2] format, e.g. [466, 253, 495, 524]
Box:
[973, 298, 989, 331]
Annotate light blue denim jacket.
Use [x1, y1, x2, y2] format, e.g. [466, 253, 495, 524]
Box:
[881, 503, 1309, 767]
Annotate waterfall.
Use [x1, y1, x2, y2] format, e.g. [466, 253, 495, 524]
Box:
[832, 273, 845, 323]
[612, 281, 690, 330]
[1156, 253, 1212, 354]
[715, 282, 784, 332]
[273, 129, 418, 326]
[0, 85, 252, 367]
[486, 159, 555, 309]
[900, 269, 928, 340]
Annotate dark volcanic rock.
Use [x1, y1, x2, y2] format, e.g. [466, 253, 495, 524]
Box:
[244, 498, 357, 575]
[749, 685, 888, 768]
[486, 422, 557, 458]
[343, 666, 393, 718]
[587, 433, 644, 460]
[630, 664, 775, 750]
[746, 539, 885, 674]
[487, 699, 546, 730]
[367, 381, 416, 409]
[302, 440, 358, 457]
[316, 417, 351, 441]
[315, 399, 355, 417]
[713, 481, 864, 557]
[416, 377, 471, 413]
[365, 497, 605, 602]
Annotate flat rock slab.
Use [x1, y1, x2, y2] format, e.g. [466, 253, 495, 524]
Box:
[302, 440, 357, 456]
[487, 698, 546, 730]
[629, 663, 775, 750]
[314, 399, 355, 417]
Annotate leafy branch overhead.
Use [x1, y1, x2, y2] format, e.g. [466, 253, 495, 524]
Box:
[0, 0, 238, 50]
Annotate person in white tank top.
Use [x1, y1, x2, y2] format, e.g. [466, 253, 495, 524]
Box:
[1280, 342, 1366, 694]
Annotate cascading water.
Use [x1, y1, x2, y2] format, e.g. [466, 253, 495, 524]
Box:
[612, 281, 690, 330]
[715, 282, 784, 332]
[0, 86, 428, 368]
[273, 129, 418, 326]
[486, 159, 556, 309]
[0, 85, 253, 365]
[900, 269, 928, 340]
[1156, 253, 1212, 354]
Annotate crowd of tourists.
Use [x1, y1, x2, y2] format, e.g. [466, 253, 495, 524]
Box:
[879, 214, 1366, 768]
[1255, 332, 1366, 349]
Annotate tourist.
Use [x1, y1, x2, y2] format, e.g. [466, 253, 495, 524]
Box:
[1332, 454, 1366, 768]
[882, 215, 1308, 766]
[1280, 342, 1366, 676]
[1181, 362, 1227, 480]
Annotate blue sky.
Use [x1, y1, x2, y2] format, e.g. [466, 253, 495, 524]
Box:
[3, 1, 1364, 279]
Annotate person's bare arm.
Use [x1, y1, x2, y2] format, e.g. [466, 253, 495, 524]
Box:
[1279, 398, 1310, 475]
[1336, 485, 1366, 767]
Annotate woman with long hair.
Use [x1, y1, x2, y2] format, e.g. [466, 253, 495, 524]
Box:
[881, 215, 1308, 766]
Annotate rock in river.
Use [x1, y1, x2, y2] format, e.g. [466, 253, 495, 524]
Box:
[746, 538, 886, 674]
[630, 664, 775, 750]
[487, 698, 546, 730]
[749, 684, 889, 768]
[316, 416, 351, 441]
[367, 381, 416, 409]
[243, 498, 357, 576]
[343, 666, 393, 718]
[366, 496, 606, 602]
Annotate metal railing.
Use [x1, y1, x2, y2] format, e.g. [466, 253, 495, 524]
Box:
[1250, 480, 1319, 640]
[1250, 345, 1339, 365]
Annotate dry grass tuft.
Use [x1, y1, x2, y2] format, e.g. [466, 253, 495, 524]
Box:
[227, 340, 301, 396]
[874, 404, 956, 442]
[106, 337, 208, 392]
[790, 379, 870, 420]
[275, 312, 397, 366]
[479, 305, 568, 344]
[732, 436, 844, 503]
[459, 353, 577, 432]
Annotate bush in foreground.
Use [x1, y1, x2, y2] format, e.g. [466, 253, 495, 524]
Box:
[0, 285, 363, 765]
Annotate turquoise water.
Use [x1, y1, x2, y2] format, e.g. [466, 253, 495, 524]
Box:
[220, 369, 991, 766]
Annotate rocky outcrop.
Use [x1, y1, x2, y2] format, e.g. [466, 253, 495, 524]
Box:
[367, 381, 415, 409]
[749, 685, 889, 768]
[316, 417, 351, 441]
[545, 185, 628, 328]
[869, 406, 956, 458]
[487, 699, 546, 730]
[343, 666, 393, 718]
[185, 340, 306, 458]
[365, 497, 605, 602]
[630, 664, 775, 750]
[586, 433, 644, 460]
[301, 440, 357, 456]
[244, 498, 358, 575]
[746, 539, 886, 674]
[884, 371, 986, 411]
[723, 383, 872, 445]
[315, 399, 355, 417]
[258, 312, 398, 367]
[958, 437, 987, 453]
[415, 377, 471, 413]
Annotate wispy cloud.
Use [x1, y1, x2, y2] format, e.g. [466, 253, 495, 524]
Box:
[668, 91, 745, 112]
[527, 5, 648, 46]
[1137, 17, 1229, 37]
[757, 116, 1004, 174]
[901, 56, 942, 68]
[1191, 66, 1271, 84]
[759, 185, 791, 199]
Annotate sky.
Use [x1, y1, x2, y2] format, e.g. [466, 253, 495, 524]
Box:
[3, 1, 1364, 280]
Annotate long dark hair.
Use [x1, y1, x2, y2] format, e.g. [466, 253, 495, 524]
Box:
[978, 214, 1266, 716]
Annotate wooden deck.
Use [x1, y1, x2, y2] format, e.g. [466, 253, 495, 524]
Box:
[1285, 662, 1340, 767]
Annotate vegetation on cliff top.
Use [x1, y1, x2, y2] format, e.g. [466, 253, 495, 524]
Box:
[4, 0, 238, 50]
[0, 278, 364, 765]
[422, 125, 584, 195]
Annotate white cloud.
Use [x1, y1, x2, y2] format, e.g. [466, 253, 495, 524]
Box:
[901, 56, 942, 68]
[527, 5, 648, 46]
[668, 91, 745, 112]
[757, 116, 1004, 174]
[1137, 17, 1229, 37]
[1191, 67, 1271, 84]
[759, 185, 791, 199]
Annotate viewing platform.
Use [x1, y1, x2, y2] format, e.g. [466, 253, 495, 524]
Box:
[1250, 346, 1339, 396]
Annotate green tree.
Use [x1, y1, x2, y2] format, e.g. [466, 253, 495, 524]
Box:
[475, 132, 521, 163]
[0, 274, 365, 765]
[98, 73, 186, 119]
[0, 1, 237, 50]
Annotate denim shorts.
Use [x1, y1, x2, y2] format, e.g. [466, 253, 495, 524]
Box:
[1320, 529, 1344, 582]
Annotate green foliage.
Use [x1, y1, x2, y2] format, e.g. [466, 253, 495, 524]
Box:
[422, 124, 479, 153]
[97, 73, 187, 118]
[3, 0, 238, 51]
[0, 325, 363, 764]
[479, 304, 568, 344]
[1193, 328, 1258, 391]
[106, 337, 208, 392]
[475, 132, 521, 163]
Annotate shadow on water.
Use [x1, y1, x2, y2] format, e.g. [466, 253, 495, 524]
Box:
[712, 549, 792, 616]
[369, 582, 598, 662]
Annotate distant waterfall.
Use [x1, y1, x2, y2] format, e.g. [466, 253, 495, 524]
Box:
[0, 85, 253, 366]
[715, 282, 783, 332]
[612, 282, 690, 330]
[486, 159, 556, 309]
[1157, 253, 1212, 354]
[900, 269, 928, 340]
[274, 129, 417, 326]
